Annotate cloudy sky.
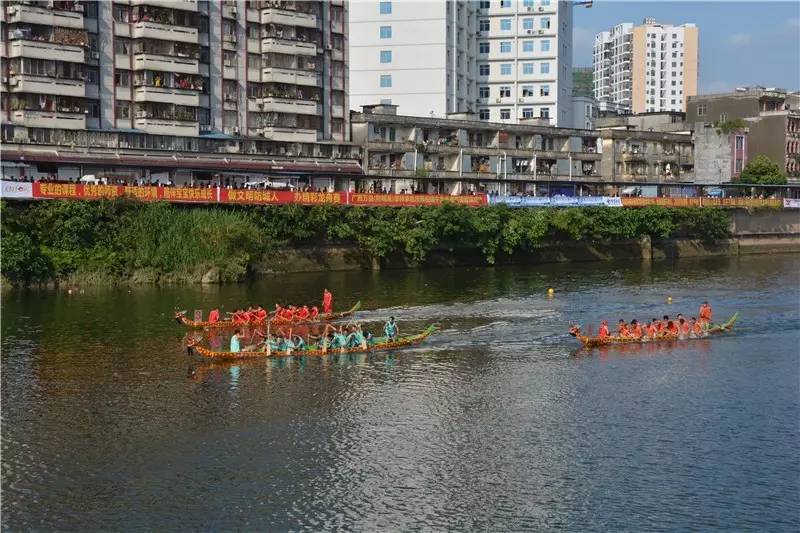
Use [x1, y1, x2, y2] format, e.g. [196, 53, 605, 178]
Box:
[573, 0, 800, 93]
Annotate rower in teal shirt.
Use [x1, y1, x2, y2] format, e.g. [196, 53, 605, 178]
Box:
[384, 317, 398, 340]
[230, 330, 243, 353]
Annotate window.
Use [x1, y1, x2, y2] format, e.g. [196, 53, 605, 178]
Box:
[117, 38, 130, 55]
[500, 19, 512, 31]
[380, 50, 392, 63]
[540, 84, 550, 96]
[542, 0, 551, 5]
[540, 107, 550, 119]
[523, 18, 534, 30]
[480, 0, 490, 7]
[735, 136, 744, 150]
[541, 39, 550, 52]
[479, 86, 490, 98]
[735, 158, 743, 173]
[540, 62, 550, 74]
[500, 41, 512, 53]
[500, 108, 511, 120]
[380, 98, 392, 105]
[500, 63, 512, 75]
[522, 40, 534, 52]
[499, 86, 511, 97]
[697, 103, 706, 116]
[479, 109, 490, 120]
[380, 26, 392, 39]
[522, 85, 534, 97]
[524, 0, 534, 6]
[379, 1, 392, 14]
[114, 71, 129, 87]
[719, 112, 728, 122]
[116, 101, 130, 119]
[479, 19, 490, 32]
[479, 64, 490, 76]
[522, 63, 534, 75]
[522, 107, 534, 119]
[500, 0, 511, 7]
[541, 17, 550, 29]
[113, 5, 129, 22]
[380, 74, 392, 87]
[479, 42, 490, 54]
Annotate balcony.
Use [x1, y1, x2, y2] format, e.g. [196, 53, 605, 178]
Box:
[331, 104, 344, 117]
[11, 109, 86, 130]
[134, 117, 199, 137]
[258, 97, 319, 115]
[5, 4, 84, 29]
[133, 53, 199, 75]
[131, 0, 198, 11]
[260, 126, 317, 143]
[134, 86, 200, 107]
[8, 39, 85, 64]
[222, 3, 238, 18]
[261, 8, 317, 29]
[7, 74, 85, 97]
[133, 22, 198, 44]
[261, 38, 317, 57]
[262, 67, 320, 87]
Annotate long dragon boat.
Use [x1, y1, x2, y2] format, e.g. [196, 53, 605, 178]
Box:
[569, 313, 738, 348]
[174, 301, 361, 329]
[187, 325, 438, 360]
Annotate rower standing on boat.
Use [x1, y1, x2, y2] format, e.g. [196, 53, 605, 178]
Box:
[322, 289, 333, 314]
[384, 317, 399, 340]
[598, 320, 609, 339]
[699, 301, 713, 323]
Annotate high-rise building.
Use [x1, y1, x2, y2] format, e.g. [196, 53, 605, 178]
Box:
[593, 18, 698, 114]
[1, 0, 349, 143]
[349, 0, 575, 127]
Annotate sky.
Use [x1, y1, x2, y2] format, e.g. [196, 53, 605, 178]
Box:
[572, 0, 800, 93]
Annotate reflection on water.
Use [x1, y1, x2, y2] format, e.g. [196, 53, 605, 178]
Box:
[2, 255, 799, 530]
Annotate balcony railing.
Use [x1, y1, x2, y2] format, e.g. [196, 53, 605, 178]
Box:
[132, 22, 199, 44]
[258, 97, 319, 115]
[7, 74, 85, 97]
[11, 109, 86, 130]
[8, 39, 85, 64]
[134, 86, 200, 107]
[130, 0, 198, 12]
[133, 53, 200, 75]
[5, 3, 84, 29]
[261, 37, 317, 57]
[261, 8, 317, 28]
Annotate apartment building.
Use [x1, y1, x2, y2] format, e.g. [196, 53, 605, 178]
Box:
[350, 103, 599, 195]
[349, 0, 476, 118]
[1, 0, 349, 147]
[594, 18, 698, 114]
[349, 0, 574, 126]
[687, 87, 800, 181]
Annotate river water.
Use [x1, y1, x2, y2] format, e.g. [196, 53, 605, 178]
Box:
[2, 254, 799, 531]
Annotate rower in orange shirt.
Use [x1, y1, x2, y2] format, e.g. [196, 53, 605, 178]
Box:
[690, 317, 703, 337]
[617, 319, 629, 338]
[666, 320, 679, 336]
[630, 319, 643, 339]
[699, 301, 712, 323]
[678, 317, 690, 337]
[598, 320, 609, 339]
[646, 319, 658, 339]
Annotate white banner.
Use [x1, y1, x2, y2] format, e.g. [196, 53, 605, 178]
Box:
[0, 180, 33, 199]
[783, 198, 800, 209]
[489, 195, 623, 208]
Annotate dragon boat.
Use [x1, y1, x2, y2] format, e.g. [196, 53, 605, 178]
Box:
[569, 313, 738, 348]
[186, 325, 438, 360]
[174, 301, 361, 329]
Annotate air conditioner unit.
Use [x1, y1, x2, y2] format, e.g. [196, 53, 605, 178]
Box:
[231, 7, 237, 15]
[526, 6, 532, 11]
[538, 29, 545, 35]
[91, 51, 99, 59]
[518, 98, 523, 103]
[526, 29, 533, 35]
[495, 98, 501, 103]
[9, 78, 19, 86]
[233, 126, 240, 134]
[538, 6, 544, 11]
[325, 44, 332, 50]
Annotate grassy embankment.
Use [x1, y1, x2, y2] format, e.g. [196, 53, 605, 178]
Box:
[0, 199, 731, 286]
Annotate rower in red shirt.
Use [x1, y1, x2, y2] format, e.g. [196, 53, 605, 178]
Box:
[598, 320, 609, 339]
[254, 305, 267, 322]
[699, 301, 712, 323]
[208, 309, 220, 323]
[679, 318, 690, 336]
[646, 319, 658, 338]
[617, 319, 629, 338]
[295, 305, 310, 320]
[630, 319, 643, 339]
[322, 289, 333, 314]
[667, 320, 679, 336]
[309, 306, 319, 320]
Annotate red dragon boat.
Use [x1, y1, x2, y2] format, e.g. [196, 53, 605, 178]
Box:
[175, 301, 361, 329]
[569, 313, 738, 348]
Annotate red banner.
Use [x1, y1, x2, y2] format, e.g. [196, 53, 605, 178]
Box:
[348, 192, 488, 207]
[220, 189, 345, 205]
[32, 183, 215, 203]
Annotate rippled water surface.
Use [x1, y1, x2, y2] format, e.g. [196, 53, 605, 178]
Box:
[3, 255, 799, 531]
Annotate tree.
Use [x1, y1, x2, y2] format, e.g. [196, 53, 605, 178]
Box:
[739, 155, 787, 185]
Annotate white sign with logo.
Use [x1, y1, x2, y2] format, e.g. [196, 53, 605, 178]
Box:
[0, 180, 33, 199]
[783, 199, 800, 209]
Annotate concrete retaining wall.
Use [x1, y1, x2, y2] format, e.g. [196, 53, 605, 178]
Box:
[732, 209, 800, 236]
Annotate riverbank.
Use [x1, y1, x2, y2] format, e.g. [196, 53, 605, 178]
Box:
[2, 199, 796, 286]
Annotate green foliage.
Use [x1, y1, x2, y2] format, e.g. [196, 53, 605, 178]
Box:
[715, 118, 747, 134]
[739, 155, 788, 185]
[0, 200, 733, 285]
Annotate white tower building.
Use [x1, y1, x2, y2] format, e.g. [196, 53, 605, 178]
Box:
[349, 0, 575, 126]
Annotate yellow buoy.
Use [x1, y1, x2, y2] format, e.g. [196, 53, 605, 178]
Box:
[667, 296, 673, 304]
[547, 288, 555, 297]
